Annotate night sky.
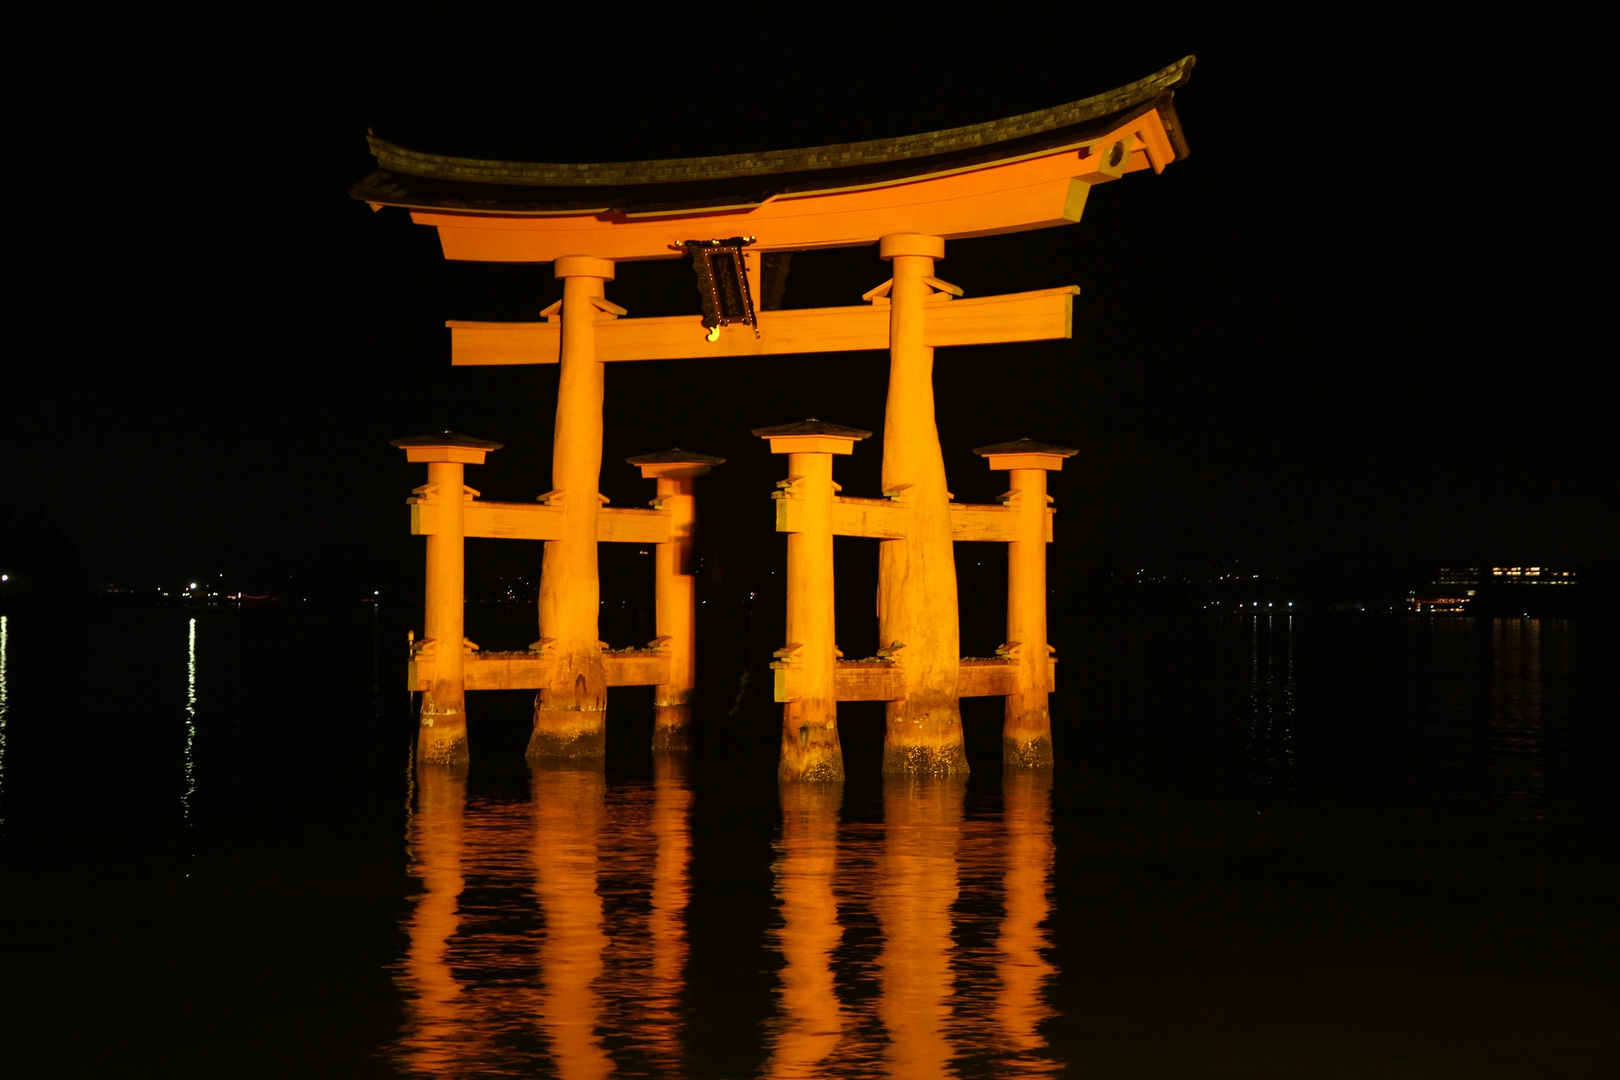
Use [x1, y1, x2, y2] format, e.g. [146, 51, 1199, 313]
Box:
[9, 11, 1614, 596]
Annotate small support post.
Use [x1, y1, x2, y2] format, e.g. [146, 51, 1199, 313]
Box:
[755, 420, 870, 782]
[391, 431, 503, 765]
[974, 439, 1076, 767]
[627, 448, 726, 751]
[532, 255, 616, 759]
[877, 233, 968, 776]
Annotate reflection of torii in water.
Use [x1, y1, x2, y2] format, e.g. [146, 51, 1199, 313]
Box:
[359, 57, 1195, 777]
[398, 761, 693, 1076]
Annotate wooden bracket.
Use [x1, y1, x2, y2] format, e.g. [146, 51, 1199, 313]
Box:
[861, 279, 893, 303]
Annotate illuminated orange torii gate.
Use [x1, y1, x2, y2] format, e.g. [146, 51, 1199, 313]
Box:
[357, 57, 1194, 775]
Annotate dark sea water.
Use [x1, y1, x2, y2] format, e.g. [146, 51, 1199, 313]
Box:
[1, 605, 1616, 1078]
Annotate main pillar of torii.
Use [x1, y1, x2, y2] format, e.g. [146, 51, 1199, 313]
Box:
[353, 57, 1195, 771]
[530, 255, 616, 758]
[877, 233, 967, 774]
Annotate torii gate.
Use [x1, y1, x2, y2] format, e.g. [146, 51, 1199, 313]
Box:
[356, 57, 1194, 776]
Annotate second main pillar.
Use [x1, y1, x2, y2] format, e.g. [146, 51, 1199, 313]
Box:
[878, 234, 967, 776]
[531, 255, 614, 759]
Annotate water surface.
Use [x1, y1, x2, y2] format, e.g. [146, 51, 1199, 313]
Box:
[1, 607, 1615, 1077]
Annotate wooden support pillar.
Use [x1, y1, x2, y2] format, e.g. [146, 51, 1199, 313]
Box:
[628, 449, 725, 751]
[531, 256, 615, 759]
[757, 421, 869, 782]
[878, 233, 967, 776]
[392, 432, 501, 765]
[976, 439, 1076, 767]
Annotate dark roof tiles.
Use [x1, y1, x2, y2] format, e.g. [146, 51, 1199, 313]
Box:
[353, 58, 1193, 216]
[388, 431, 505, 450]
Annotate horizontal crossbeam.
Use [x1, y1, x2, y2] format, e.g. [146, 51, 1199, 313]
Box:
[771, 496, 1052, 543]
[410, 650, 671, 692]
[411, 499, 672, 545]
[448, 287, 1078, 366]
[772, 656, 1057, 702]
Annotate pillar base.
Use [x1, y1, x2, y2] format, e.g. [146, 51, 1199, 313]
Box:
[881, 741, 970, 777]
[882, 703, 969, 777]
[416, 694, 469, 766]
[527, 695, 607, 760]
[1003, 693, 1053, 768]
[778, 708, 845, 783]
[1001, 733, 1054, 769]
[651, 705, 692, 752]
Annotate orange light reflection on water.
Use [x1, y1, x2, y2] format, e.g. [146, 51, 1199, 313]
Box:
[765, 774, 1060, 1078]
[397, 762, 1058, 1077]
[396, 759, 693, 1078]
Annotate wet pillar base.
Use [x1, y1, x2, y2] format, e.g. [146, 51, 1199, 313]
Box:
[881, 702, 969, 777]
[527, 697, 607, 760]
[779, 704, 845, 782]
[651, 704, 692, 752]
[417, 694, 469, 766]
[1002, 693, 1054, 768]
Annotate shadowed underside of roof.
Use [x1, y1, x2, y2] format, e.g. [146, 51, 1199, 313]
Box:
[352, 57, 1193, 217]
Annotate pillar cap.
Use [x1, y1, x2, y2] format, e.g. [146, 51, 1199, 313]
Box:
[752, 418, 871, 456]
[880, 233, 945, 260]
[553, 255, 615, 280]
[973, 437, 1077, 471]
[626, 447, 726, 479]
[390, 430, 503, 465]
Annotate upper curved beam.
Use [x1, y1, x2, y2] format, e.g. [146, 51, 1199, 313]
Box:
[351, 57, 1194, 219]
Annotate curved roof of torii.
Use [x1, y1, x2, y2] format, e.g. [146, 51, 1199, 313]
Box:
[352, 57, 1194, 218]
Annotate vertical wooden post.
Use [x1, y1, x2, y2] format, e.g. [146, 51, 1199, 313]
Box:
[878, 233, 966, 776]
[531, 255, 615, 759]
[422, 459, 468, 763]
[628, 449, 725, 751]
[757, 421, 868, 782]
[976, 439, 1076, 767]
[393, 432, 501, 766]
